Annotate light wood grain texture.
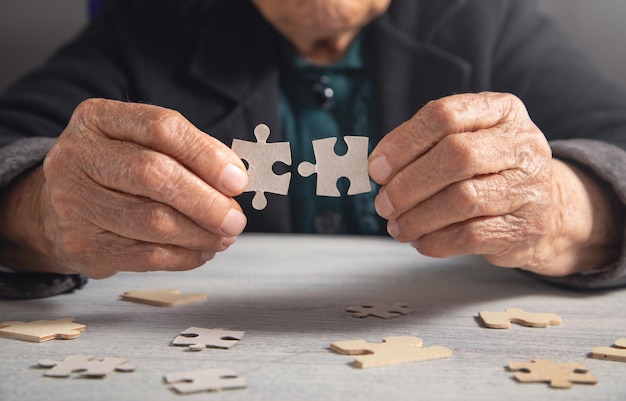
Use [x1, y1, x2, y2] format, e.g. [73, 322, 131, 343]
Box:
[1, 234, 625, 401]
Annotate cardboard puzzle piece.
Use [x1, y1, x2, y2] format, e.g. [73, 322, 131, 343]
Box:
[120, 288, 207, 307]
[297, 136, 371, 197]
[164, 368, 247, 394]
[591, 338, 626, 362]
[232, 123, 292, 210]
[330, 336, 452, 368]
[346, 302, 414, 319]
[508, 359, 597, 389]
[479, 308, 562, 329]
[171, 327, 245, 351]
[0, 318, 86, 342]
[38, 355, 136, 378]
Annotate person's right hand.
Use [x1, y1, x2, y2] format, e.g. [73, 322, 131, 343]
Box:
[15, 99, 248, 278]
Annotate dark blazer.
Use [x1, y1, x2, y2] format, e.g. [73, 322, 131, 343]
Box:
[1, 0, 626, 290]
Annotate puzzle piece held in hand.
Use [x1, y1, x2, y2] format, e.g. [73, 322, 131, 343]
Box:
[165, 368, 247, 394]
[171, 327, 245, 351]
[508, 359, 597, 389]
[232, 124, 292, 210]
[120, 288, 207, 307]
[479, 308, 562, 329]
[298, 136, 371, 197]
[38, 355, 136, 378]
[591, 338, 626, 362]
[330, 336, 452, 368]
[346, 302, 414, 319]
[0, 318, 86, 342]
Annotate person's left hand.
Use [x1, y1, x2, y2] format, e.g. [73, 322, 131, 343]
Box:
[368, 92, 572, 275]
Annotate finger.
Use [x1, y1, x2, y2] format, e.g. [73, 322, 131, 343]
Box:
[68, 235, 209, 279]
[374, 121, 550, 220]
[73, 98, 248, 196]
[67, 181, 232, 252]
[388, 171, 547, 242]
[78, 135, 246, 237]
[369, 92, 524, 185]
[412, 215, 540, 267]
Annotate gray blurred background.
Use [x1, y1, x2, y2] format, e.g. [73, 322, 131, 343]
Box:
[1, 0, 625, 92]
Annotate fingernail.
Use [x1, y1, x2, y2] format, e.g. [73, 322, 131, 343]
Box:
[201, 251, 216, 261]
[375, 190, 395, 218]
[220, 209, 247, 236]
[369, 155, 393, 183]
[221, 164, 248, 193]
[387, 220, 400, 238]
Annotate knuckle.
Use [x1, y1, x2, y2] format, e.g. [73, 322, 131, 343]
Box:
[455, 181, 482, 213]
[144, 205, 177, 239]
[424, 97, 460, 123]
[132, 152, 178, 193]
[148, 109, 185, 143]
[441, 134, 480, 171]
[136, 246, 171, 271]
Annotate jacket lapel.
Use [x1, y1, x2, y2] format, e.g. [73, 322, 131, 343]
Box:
[367, 0, 472, 140]
[187, 0, 281, 143]
[183, 0, 472, 231]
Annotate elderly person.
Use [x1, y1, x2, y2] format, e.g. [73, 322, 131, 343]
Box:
[0, 0, 625, 298]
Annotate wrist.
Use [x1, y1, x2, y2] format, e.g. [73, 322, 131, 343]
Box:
[541, 159, 621, 276]
[0, 166, 66, 273]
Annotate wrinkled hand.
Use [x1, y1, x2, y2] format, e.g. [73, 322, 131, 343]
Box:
[368, 92, 606, 276]
[35, 99, 248, 278]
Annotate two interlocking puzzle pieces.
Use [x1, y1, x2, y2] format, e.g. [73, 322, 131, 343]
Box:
[232, 124, 371, 210]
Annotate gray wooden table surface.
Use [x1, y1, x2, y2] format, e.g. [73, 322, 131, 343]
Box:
[1, 234, 625, 401]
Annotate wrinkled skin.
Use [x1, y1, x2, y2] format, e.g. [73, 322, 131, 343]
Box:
[0, 3, 619, 279]
[1, 99, 248, 278]
[369, 92, 619, 276]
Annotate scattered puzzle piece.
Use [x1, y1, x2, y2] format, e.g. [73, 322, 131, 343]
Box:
[508, 359, 597, 389]
[38, 355, 136, 378]
[591, 338, 626, 362]
[330, 336, 452, 368]
[479, 308, 562, 329]
[297, 136, 371, 197]
[0, 318, 86, 342]
[346, 302, 414, 319]
[232, 123, 292, 210]
[171, 327, 245, 351]
[164, 368, 247, 394]
[120, 288, 207, 307]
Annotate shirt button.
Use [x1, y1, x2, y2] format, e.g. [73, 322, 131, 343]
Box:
[314, 210, 342, 234]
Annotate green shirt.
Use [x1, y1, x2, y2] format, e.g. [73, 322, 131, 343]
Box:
[278, 34, 380, 234]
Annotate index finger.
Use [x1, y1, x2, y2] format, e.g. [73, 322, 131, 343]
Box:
[368, 92, 522, 184]
[73, 98, 248, 196]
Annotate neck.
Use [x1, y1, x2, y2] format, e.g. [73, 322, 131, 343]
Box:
[287, 30, 359, 65]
